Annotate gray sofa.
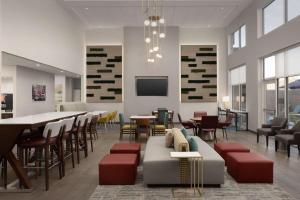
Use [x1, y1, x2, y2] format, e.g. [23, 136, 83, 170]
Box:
[143, 136, 225, 186]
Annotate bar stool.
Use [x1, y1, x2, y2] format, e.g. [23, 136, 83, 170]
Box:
[18, 121, 63, 191]
[60, 117, 75, 177]
[85, 113, 94, 152]
[73, 115, 88, 164]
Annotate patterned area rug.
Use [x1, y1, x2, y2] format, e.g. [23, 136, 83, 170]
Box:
[89, 167, 295, 200]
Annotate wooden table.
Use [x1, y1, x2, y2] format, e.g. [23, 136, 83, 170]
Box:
[0, 111, 86, 191]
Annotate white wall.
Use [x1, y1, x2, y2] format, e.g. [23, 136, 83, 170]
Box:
[85, 28, 124, 115]
[1, 0, 84, 74]
[65, 77, 73, 102]
[55, 75, 66, 102]
[124, 27, 180, 121]
[179, 28, 228, 120]
[15, 67, 55, 117]
[226, 0, 300, 131]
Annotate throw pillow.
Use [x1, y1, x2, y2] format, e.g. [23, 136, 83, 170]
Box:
[181, 128, 189, 138]
[173, 128, 189, 152]
[187, 137, 198, 152]
[165, 130, 174, 148]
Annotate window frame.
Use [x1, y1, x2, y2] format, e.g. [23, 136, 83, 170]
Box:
[231, 24, 247, 52]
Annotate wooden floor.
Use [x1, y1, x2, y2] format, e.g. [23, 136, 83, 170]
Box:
[1, 125, 300, 200]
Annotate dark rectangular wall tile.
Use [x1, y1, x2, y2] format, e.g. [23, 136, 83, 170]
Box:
[89, 48, 104, 52]
[188, 64, 197, 67]
[199, 48, 213, 51]
[107, 88, 122, 94]
[202, 74, 217, 78]
[196, 53, 217, 57]
[94, 80, 115, 84]
[100, 96, 116, 100]
[181, 75, 189, 78]
[87, 75, 101, 79]
[86, 94, 94, 97]
[106, 64, 115, 68]
[188, 96, 203, 100]
[87, 86, 101, 89]
[181, 88, 196, 94]
[191, 69, 206, 73]
[202, 61, 217, 65]
[202, 85, 217, 89]
[210, 93, 217, 97]
[87, 61, 101, 65]
[97, 69, 112, 73]
[86, 53, 107, 57]
[188, 80, 210, 84]
[114, 75, 122, 78]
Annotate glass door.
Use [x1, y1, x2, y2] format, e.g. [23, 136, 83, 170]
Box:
[288, 75, 300, 127]
[263, 81, 276, 123]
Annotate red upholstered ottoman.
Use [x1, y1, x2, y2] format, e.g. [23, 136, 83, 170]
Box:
[110, 143, 141, 165]
[227, 152, 273, 183]
[214, 142, 250, 165]
[98, 154, 137, 185]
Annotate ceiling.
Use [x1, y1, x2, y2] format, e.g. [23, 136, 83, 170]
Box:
[60, 0, 253, 28]
[2, 52, 81, 78]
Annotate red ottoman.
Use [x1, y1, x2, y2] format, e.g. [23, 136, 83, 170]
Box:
[110, 143, 141, 165]
[98, 154, 137, 185]
[227, 152, 273, 183]
[214, 142, 250, 165]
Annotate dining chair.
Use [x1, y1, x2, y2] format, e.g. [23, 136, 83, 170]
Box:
[217, 113, 234, 140]
[177, 113, 197, 135]
[199, 116, 219, 143]
[157, 109, 168, 124]
[60, 117, 75, 176]
[136, 119, 151, 140]
[119, 113, 136, 140]
[73, 114, 88, 164]
[18, 120, 63, 191]
[194, 111, 208, 118]
[98, 114, 109, 130]
[0, 156, 7, 189]
[168, 111, 174, 128]
[152, 112, 168, 135]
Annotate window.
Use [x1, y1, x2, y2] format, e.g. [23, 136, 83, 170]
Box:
[230, 65, 246, 111]
[288, 0, 300, 21]
[262, 45, 300, 125]
[263, 0, 285, 34]
[231, 25, 246, 52]
[264, 56, 276, 79]
[263, 0, 300, 35]
[288, 76, 300, 126]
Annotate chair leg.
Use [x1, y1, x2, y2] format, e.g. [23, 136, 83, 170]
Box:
[214, 130, 217, 143]
[298, 145, 300, 154]
[225, 128, 228, 140]
[266, 136, 269, 147]
[74, 133, 80, 164]
[287, 144, 290, 158]
[61, 140, 66, 177]
[69, 136, 75, 169]
[257, 132, 259, 143]
[275, 140, 278, 152]
[90, 132, 94, 152]
[44, 145, 50, 191]
[222, 128, 225, 138]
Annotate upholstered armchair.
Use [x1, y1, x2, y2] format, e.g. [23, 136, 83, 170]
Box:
[257, 117, 287, 147]
[275, 121, 300, 157]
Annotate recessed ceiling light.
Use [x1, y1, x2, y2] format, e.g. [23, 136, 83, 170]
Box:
[220, 7, 225, 10]
[85, 7, 89, 10]
[60, 70, 64, 73]
[36, 63, 40, 67]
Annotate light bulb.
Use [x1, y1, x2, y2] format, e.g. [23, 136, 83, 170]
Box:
[159, 33, 166, 38]
[156, 53, 162, 58]
[159, 18, 165, 24]
[153, 46, 159, 51]
[152, 30, 157, 35]
[150, 59, 155, 63]
[144, 19, 150, 26]
[149, 49, 154, 53]
[151, 21, 157, 27]
[147, 58, 152, 62]
[145, 37, 151, 43]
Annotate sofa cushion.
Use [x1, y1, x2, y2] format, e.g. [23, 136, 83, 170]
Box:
[165, 129, 174, 148]
[187, 137, 198, 152]
[173, 128, 189, 152]
[181, 128, 189, 138]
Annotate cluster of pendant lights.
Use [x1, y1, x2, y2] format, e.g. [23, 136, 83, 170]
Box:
[142, 0, 166, 63]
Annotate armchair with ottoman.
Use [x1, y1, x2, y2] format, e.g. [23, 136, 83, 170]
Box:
[275, 121, 300, 157]
[257, 117, 287, 147]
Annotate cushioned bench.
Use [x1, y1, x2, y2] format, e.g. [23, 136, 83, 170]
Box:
[110, 143, 141, 165]
[98, 154, 138, 185]
[226, 152, 273, 183]
[214, 142, 250, 165]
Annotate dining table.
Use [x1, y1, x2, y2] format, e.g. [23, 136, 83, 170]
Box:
[0, 111, 86, 191]
[129, 115, 157, 140]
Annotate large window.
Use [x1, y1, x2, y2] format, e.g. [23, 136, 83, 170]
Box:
[231, 25, 246, 52]
[288, 0, 300, 21]
[230, 65, 246, 111]
[262, 45, 300, 125]
[263, 0, 300, 35]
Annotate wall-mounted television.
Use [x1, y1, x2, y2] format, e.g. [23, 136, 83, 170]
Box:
[136, 76, 168, 96]
[1, 93, 13, 111]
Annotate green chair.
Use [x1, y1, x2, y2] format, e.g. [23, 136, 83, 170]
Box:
[119, 113, 136, 140]
[152, 112, 168, 136]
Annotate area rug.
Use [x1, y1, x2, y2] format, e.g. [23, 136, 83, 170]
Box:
[89, 167, 295, 200]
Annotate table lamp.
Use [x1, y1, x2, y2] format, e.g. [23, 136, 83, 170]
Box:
[222, 96, 230, 109]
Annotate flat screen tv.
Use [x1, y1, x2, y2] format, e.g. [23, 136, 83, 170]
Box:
[1, 93, 13, 111]
[136, 76, 168, 96]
